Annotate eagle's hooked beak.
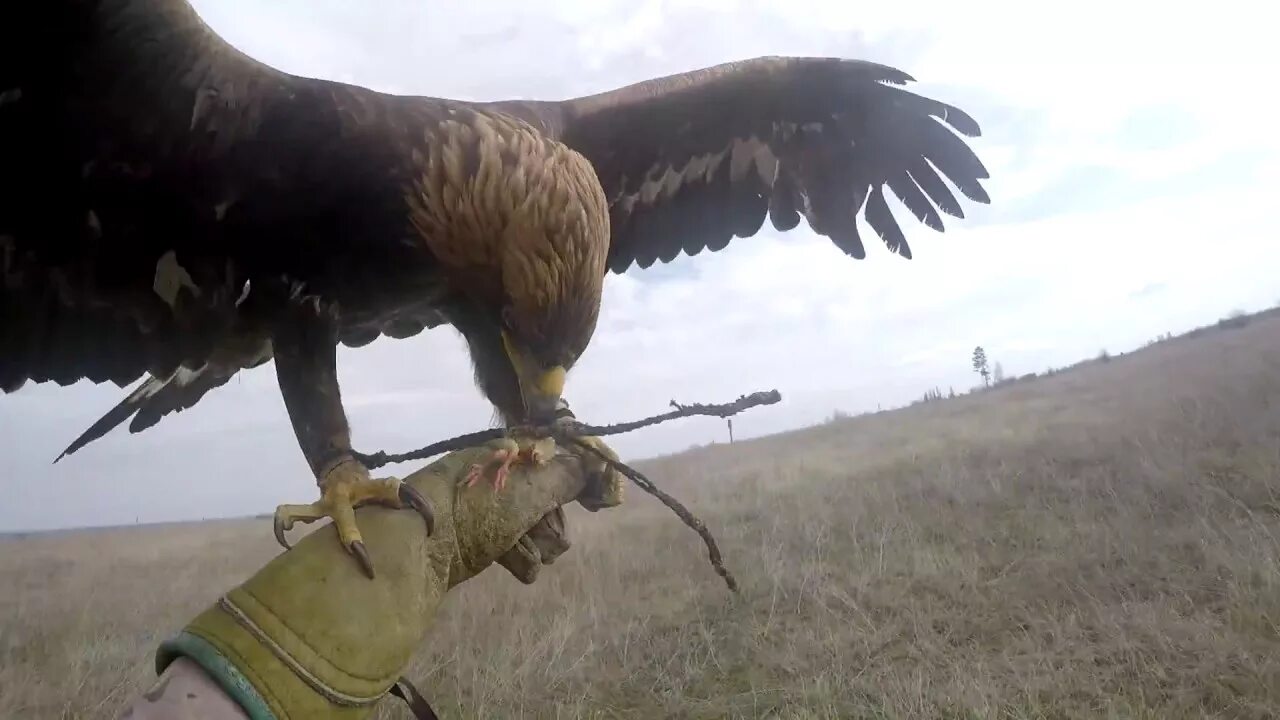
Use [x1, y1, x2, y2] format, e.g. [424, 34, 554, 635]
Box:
[502, 331, 566, 424]
[526, 365, 565, 422]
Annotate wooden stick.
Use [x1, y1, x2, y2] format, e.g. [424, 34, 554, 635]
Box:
[355, 390, 780, 469]
[352, 389, 781, 593]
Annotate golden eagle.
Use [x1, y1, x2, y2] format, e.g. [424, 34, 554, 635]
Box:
[1, 0, 990, 575]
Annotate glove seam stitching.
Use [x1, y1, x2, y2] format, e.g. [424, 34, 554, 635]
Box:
[219, 594, 388, 706]
[232, 586, 403, 686]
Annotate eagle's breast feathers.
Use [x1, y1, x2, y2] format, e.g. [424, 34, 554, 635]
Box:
[405, 107, 608, 363]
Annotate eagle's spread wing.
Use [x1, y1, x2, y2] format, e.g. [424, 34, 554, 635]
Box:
[546, 57, 989, 272]
[0, 0, 448, 397]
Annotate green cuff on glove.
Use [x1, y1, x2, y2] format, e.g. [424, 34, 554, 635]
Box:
[157, 630, 277, 720]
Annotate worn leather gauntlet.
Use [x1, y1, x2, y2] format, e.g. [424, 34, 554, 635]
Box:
[151, 441, 622, 720]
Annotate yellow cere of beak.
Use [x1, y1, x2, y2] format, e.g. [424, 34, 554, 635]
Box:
[536, 365, 566, 398]
[502, 330, 566, 400]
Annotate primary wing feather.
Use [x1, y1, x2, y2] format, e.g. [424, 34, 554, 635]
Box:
[545, 56, 989, 271]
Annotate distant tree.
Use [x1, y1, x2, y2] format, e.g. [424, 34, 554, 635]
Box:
[972, 346, 990, 387]
[948, 386, 956, 399]
[992, 361, 1005, 385]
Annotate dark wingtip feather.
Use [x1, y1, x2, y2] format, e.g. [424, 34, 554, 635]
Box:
[608, 256, 635, 274]
[53, 366, 234, 463]
[845, 58, 916, 86]
[914, 160, 966, 219]
[53, 386, 146, 462]
[960, 181, 991, 205]
[963, 144, 992, 181]
[937, 102, 982, 138]
[828, 220, 866, 259]
[919, 122, 991, 208]
[865, 186, 911, 258]
[768, 185, 803, 232]
[887, 171, 944, 232]
[770, 206, 802, 232]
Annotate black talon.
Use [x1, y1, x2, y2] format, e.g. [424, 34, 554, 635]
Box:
[273, 514, 293, 551]
[399, 483, 436, 537]
[349, 540, 376, 579]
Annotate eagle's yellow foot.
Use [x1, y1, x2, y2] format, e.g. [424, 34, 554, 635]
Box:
[272, 458, 435, 579]
[463, 435, 557, 491]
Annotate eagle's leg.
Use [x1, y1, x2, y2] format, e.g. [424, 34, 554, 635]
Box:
[268, 298, 434, 578]
[463, 435, 557, 491]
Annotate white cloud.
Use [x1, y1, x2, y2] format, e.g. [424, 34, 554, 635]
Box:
[3, 0, 1276, 531]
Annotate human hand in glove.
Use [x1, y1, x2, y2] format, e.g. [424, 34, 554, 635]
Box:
[117, 438, 623, 720]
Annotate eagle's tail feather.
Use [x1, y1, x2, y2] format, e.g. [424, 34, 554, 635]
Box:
[54, 365, 235, 462]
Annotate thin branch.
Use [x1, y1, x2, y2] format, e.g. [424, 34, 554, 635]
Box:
[567, 389, 781, 438]
[571, 437, 739, 593]
[352, 389, 781, 593]
[356, 428, 507, 471]
[355, 389, 780, 470]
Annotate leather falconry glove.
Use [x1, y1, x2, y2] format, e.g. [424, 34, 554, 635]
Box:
[144, 440, 623, 720]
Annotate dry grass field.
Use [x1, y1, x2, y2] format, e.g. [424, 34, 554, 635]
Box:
[4, 310, 1280, 719]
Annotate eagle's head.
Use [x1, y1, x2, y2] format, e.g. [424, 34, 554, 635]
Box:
[408, 109, 610, 426]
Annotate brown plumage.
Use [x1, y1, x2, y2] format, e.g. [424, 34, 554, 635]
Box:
[2, 0, 990, 570]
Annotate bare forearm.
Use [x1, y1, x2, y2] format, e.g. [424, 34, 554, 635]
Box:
[118, 658, 248, 719]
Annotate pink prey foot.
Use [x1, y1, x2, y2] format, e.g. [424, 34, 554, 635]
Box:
[463, 436, 557, 491]
[465, 440, 519, 491]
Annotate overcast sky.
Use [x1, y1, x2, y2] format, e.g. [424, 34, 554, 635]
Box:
[3, 0, 1276, 531]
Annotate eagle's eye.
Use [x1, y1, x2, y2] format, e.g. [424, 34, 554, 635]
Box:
[500, 305, 517, 332]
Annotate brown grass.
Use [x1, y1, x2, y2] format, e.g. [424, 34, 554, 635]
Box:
[4, 312, 1280, 719]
